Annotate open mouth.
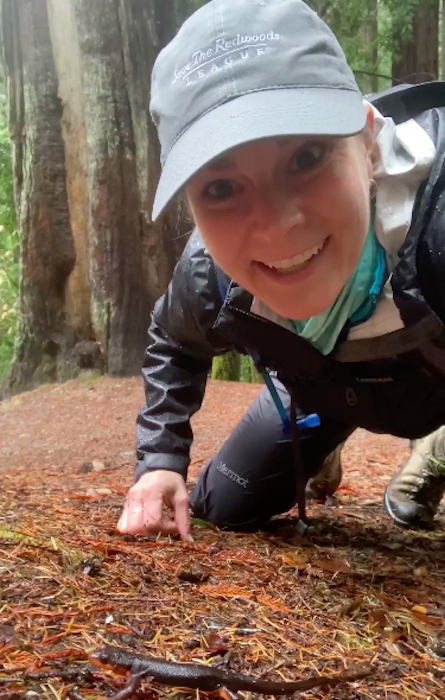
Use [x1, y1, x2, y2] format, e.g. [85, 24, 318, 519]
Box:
[258, 238, 329, 276]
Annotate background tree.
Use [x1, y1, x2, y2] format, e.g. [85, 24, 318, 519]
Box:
[1, 0, 75, 391]
[309, 0, 382, 93]
[0, 89, 18, 378]
[442, 0, 445, 79]
[392, 0, 440, 83]
[0, 0, 192, 393]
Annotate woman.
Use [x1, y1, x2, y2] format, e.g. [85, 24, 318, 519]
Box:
[118, 0, 445, 540]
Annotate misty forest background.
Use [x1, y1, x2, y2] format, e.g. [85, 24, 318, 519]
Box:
[0, 0, 444, 395]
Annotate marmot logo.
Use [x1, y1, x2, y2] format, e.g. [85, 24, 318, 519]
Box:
[216, 462, 249, 488]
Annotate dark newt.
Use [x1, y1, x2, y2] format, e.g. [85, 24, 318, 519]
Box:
[90, 644, 372, 700]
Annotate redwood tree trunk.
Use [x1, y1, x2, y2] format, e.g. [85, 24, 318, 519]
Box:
[392, 0, 439, 83]
[441, 0, 445, 80]
[1, 0, 76, 392]
[1, 0, 189, 393]
[47, 0, 92, 351]
[72, 0, 155, 374]
[362, 0, 378, 93]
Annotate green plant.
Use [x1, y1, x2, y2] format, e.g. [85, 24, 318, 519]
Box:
[211, 351, 241, 381]
[211, 352, 264, 383]
[239, 355, 264, 384]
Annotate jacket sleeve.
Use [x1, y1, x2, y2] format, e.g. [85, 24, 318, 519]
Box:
[134, 231, 233, 483]
[411, 107, 445, 323]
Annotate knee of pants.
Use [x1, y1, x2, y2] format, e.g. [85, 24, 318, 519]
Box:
[190, 491, 274, 532]
[189, 456, 297, 532]
[189, 470, 263, 531]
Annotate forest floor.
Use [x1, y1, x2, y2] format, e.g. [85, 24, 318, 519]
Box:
[1, 374, 445, 700]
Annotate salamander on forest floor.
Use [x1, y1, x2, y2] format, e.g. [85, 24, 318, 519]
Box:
[90, 644, 372, 700]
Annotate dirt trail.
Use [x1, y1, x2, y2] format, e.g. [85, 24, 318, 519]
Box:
[0, 376, 444, 700]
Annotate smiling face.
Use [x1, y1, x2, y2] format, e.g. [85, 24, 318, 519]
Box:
[186, 105, 375, 320]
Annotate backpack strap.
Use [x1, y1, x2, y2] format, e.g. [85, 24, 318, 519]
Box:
[214, 266, 292, 429]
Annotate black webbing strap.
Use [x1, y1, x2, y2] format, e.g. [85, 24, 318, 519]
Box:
[291, 390, 308, 524]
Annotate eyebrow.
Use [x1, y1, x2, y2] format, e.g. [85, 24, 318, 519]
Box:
[207, 157, 236, 171]
[206, 136, 319, 172]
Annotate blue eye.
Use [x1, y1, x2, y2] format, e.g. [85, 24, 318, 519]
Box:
[203, 180, 238, 200]
[292, 142, 327, 171]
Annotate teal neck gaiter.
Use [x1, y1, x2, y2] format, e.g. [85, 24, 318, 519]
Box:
[291, 218, 386, 355]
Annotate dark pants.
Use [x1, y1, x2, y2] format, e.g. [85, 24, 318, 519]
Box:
[190, 378, 355, 531]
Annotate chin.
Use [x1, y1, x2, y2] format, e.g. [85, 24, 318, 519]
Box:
[270, 295, 337, 321]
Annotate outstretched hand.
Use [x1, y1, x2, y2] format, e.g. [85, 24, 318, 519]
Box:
[117, 470, 193, 541]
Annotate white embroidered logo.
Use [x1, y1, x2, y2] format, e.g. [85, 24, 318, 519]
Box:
[216, 462, 249, 489]
[172, 31, 281, 87]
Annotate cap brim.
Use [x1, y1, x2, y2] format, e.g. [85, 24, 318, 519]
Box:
[152, 87, 366, 220]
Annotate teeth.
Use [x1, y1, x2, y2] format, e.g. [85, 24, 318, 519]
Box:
[265, 243, 324, 270]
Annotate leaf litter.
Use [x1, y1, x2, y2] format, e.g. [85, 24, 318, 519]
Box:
[0, 375, 445, 699]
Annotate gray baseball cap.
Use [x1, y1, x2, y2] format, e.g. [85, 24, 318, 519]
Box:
[150, 0, 366, 220]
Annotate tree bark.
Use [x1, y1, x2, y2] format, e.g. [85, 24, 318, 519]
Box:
[156, 0, 178, 47]
[393, 0, 440, 83]
[441, 0, 445, 80]
[71, 0, 151, 374]
[362, 0, 379, 93]
[70, 0, 188, 375]
[47, 0, 91, 345]
[1, 0, 76, 391]
[1, 0, 190, 393]
[306, 0, 331, 20]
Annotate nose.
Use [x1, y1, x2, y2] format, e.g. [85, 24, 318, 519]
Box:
[248, 188, 306, 243]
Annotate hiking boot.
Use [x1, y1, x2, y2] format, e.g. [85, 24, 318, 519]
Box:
[384, 427, 445, 529]
[306, 443, 344, 500]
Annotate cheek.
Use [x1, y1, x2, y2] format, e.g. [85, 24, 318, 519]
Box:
[319, 163, 370, 261]
[191, 210, 247, 277]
